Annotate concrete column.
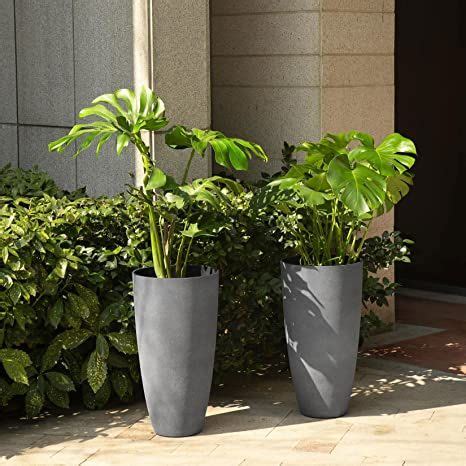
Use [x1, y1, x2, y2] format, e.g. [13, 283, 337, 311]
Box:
[151, 0, 211, 182]
[211, 0, 396, 323]
[0, 1, 18, 168]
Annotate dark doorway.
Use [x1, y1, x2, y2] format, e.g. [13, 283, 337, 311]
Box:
[395, 0, 466, 293]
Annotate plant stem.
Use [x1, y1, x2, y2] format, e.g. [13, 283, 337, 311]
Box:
[175, 235, 187, 277]
[181, 149, 196, 184]
[133, 134, 166, 278]
[353, 220, 372, 262]
[180, 237, 194, 278]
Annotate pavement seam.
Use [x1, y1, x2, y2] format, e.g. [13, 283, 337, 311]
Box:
[329, 422, 353, 454]
[264, 408, 294, 438]
[79, 447, 101, 465]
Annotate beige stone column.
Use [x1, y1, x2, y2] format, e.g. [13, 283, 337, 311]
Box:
[210, 0, 397, 322]
[320, 0, 396, 322]
[149, 0, 211, 183]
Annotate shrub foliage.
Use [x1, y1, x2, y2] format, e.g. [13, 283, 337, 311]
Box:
[0, 167, 410, 416]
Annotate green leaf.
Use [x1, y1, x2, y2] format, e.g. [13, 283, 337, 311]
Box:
[41, 340, 64, 372]
[295, 185, 327, 206]
[115, 89, 137, 114]
[0, 378, 13, 406]
[224, 139, 249, 170]
[87, 350, 107, 393]
[45, 372, 75, 392]
[377, 132, 417, 156]
[2, 246, 8, 263]
[10, 381, 28, 396]
[386, 172, 413, 205]
[0, 349, 31, 368]
[92, 93, 126, 116]
[48, 298, 64, 329]
[165, 126, 267, 171]
[95, 132, 113, 155]
[25, 383, 44, 418]
[141, 117, 169, 131]
[46, 385, 70, 409]
[327, 154, 387, 215]
[116, 133, 131, 155]
[0, 349, 32, 385]
[165, 125, 191, 149]
[111, 369, 133, 399]
[116, 116, 131, 132]
[107, 351, 131, 368]
[107, 332, 138, 355]
[67, 293, 90, 319]
[53, 258, 68, 279]
[1, 360, 28, 385]
[96, 334, 109, 359]
[62, 351, 83, 385]
[61, 329, 93, 350]
[74, 284, 100, 315]
[79, 104, 117, 123]
[145, 167, 167, 190]
[82, 379, 111, 410]
[41, 329, 92, 372]
[8, 283, 21, 305]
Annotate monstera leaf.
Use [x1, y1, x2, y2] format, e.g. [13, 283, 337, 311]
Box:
[327, 154, 386, 215]
[179, 177, 243, 210]
[165, 126, 267, 171]
[48, 87, 168, 157]
[349, 133, 416, 176]
[387, 172, 414, 204]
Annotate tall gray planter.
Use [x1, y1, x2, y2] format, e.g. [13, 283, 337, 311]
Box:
[281, 259, 363, 418]
[133, 266, 219, 437]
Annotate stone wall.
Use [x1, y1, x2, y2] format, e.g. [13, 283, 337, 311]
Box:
[0, 0, 211, 195]
[211, 0, 322, 177]
[211, 0, 396, 322]
[321, 0, 395, 322]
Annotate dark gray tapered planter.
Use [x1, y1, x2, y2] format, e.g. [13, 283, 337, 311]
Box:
[281, 259, 363, 418]
[133, 266, 219, 437]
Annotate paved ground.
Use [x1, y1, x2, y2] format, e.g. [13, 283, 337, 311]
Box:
[0, 356, 464, 465]
[366, 295, 466, 376]
[0, 295, 465, 465]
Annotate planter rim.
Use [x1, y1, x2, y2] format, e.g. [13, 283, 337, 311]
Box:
[133, 266, 219, 281]
[281, 257, 362, 270]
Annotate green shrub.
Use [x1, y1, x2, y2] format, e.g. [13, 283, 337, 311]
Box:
[0, 185, 138, 415]
[0, 166, 410, 416]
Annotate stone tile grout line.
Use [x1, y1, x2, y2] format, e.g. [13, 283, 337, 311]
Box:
[264, 408, 294, 438]
[329, 422, 353, 454]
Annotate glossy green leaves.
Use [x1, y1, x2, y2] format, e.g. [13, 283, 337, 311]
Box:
[48, 87, 168, 158]
[267, 131, 417, 265]
[165, 126, 268, 171]
[276, 131, 417, 217]
[327, 155, 386, 214]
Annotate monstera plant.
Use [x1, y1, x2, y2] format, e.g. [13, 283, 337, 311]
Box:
[270, 131, 416, 265]
[272, 131, 416, 420]
[49, 88, 266, 279]
[49, 87, 267, 437]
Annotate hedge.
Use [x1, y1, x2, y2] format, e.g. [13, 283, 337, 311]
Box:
[0, 166, 410, 416]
